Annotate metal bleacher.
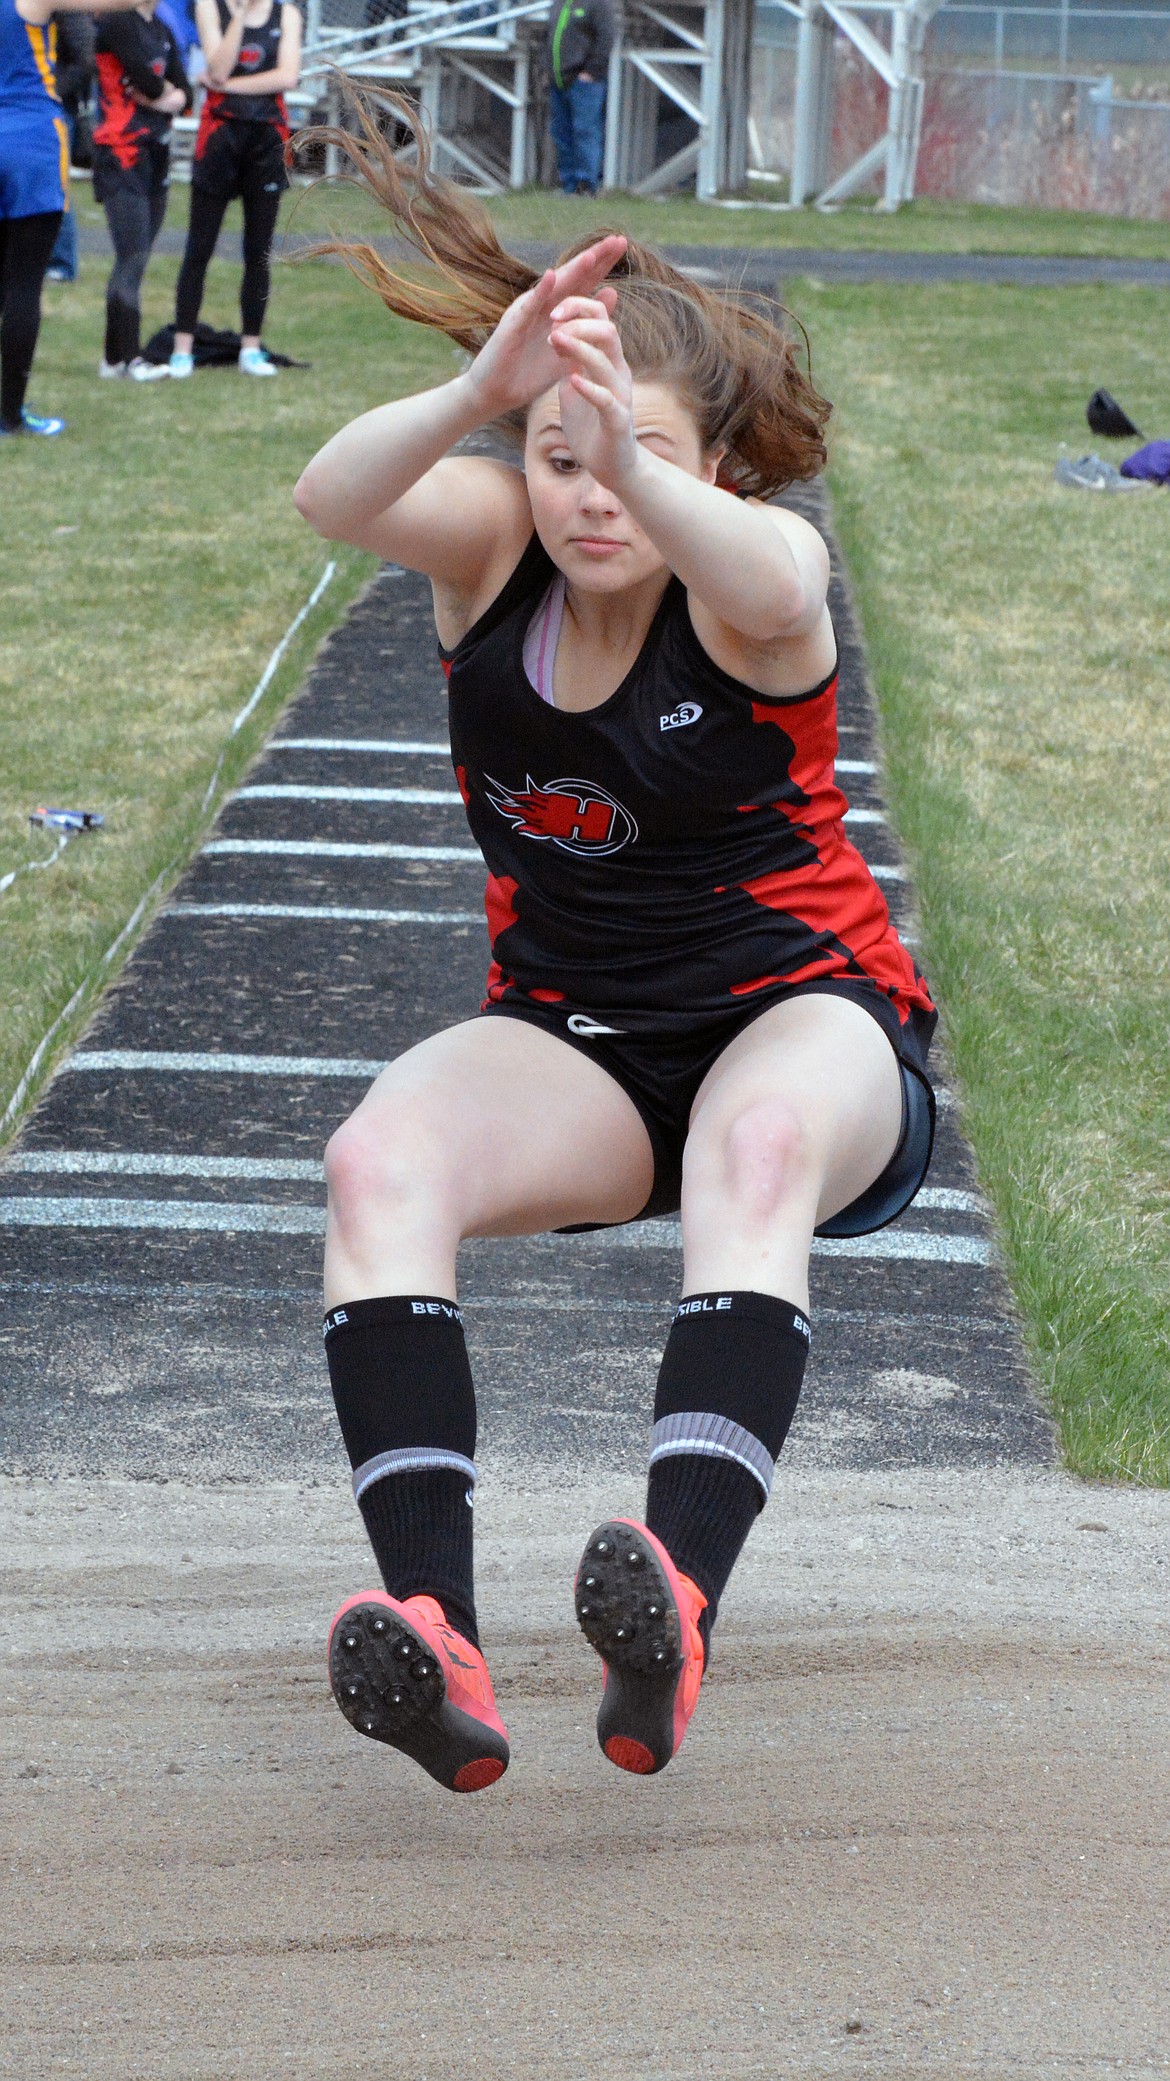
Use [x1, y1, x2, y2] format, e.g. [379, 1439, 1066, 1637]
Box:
[168, 0, 939, 206]
[295, 0, 757, 197]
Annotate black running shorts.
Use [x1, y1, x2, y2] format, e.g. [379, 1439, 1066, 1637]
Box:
[192, 114, 287, 200]
[480, 975, 936, 1236]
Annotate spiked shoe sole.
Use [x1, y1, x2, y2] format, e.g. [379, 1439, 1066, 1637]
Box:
[329, 1598, 509, 1793]
[575, 1522, 687, 1775]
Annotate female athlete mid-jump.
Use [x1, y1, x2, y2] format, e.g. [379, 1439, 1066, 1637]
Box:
[294, 91, 937, 1795]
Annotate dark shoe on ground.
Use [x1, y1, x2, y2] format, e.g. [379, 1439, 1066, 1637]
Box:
[328, 1589, 510, 1792]
[574, 1517, 707, 1775]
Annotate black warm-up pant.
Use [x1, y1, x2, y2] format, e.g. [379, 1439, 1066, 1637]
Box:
[174, 174, 282, 340]
[96, 144, 171, 367]
[0, 209, 62, 429]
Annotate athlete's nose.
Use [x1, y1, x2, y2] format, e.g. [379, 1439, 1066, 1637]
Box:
[578, 472, 622, 519]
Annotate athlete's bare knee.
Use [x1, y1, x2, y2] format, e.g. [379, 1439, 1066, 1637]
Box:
[687, 1096, 817, 1223]
[323, 1100, 454, 1230]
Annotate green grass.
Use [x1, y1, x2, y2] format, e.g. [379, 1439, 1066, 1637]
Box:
[0, 249, 455, 1130]
[805, 279, 1170, 1484]
[69, 174, 1170, 260]
[480, 188, 1170, 260]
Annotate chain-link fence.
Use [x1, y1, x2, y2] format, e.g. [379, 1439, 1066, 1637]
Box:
[931, 1, 1170, 75]
[752, 0, 1170, 214]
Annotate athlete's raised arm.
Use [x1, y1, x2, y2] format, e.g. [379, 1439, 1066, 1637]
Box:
[548, 293, 832, 651]
[292, 236, 627, 595]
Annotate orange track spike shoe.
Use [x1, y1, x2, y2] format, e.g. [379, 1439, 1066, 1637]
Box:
[574, 1519, 707, 1776]
[328, 1591, 509, 1793]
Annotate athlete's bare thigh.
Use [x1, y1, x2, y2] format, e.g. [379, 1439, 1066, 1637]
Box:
[323, 1016, 655, 1303]
[679, 993, 905, 1303]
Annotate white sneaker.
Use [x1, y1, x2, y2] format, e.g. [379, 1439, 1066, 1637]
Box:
[238, 345, 276, 377]
[127, 357, 171, 383]
[99, 358, 127, 379]
[169, 351, 194, 379]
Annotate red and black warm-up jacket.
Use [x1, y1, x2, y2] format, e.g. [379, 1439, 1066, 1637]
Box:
[94, 10, 191, 167]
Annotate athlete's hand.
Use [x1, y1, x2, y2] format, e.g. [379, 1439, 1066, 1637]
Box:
[547, 295, 638, 490]
[464, 236, 626, 421]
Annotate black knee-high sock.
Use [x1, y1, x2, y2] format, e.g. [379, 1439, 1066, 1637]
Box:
[324, 1296, 480, 1647]
[644, 1291, 811, 1654]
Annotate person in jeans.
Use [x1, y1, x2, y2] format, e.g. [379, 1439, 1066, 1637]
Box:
[547, 0, 612, 196]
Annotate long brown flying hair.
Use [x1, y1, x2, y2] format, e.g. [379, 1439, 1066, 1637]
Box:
[299, 85, 831, 495]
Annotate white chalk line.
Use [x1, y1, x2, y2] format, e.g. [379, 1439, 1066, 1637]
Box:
[238, 785, 464, 805]
[0, 863, 186, 1137]
[0, 1195, 989, 1262]
[0, 1197, 326, 1235]
[0, 827, 71, 901]
[202, 839, 485, 861]
[233, 783, 885, 824]
[273, 739, 449, 755]
[1, 1149, 984, 1215]
[66, 1049, 387, 1078]
[0, 561, 340, 1139]
[200, 561, 338, 813]
[272, 740, 878, 782]
[170, 904, 484, 925]
[56, 1047, 951, 1108]
[198, 839, 909, 882]
[5, 1151, 321, 1180]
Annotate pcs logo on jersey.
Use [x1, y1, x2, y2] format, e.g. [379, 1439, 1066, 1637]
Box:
[484, 775, 637, 856]
[660, 700, 703, 733]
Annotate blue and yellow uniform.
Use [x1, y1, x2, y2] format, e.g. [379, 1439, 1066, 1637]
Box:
[0, 0, 70, 221]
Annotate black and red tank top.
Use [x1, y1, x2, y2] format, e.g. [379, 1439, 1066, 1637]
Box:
[442, 532, 936, 1046]
[205, 0, 287, 125]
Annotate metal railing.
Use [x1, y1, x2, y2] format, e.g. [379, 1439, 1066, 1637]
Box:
[300, 0, 546, 73]
[932, 2, 1170, 70]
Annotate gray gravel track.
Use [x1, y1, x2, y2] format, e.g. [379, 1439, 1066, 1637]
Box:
[0, 485, 1051, 1483]
[75, 222, 1170, 290]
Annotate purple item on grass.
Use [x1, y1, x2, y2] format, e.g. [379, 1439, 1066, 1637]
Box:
[1120, 440, 1170, 484]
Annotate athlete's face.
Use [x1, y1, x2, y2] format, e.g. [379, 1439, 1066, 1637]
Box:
[523, 380, 721, 592]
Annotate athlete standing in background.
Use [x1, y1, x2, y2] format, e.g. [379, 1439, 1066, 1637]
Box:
[93, 0, 191, 380]
[294, 91, 937, 1796]
[169, 0, 301, 378]
[0, 0, 139, 434]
